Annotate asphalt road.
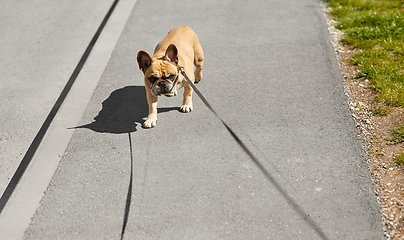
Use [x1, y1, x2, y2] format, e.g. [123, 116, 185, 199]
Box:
[1, 0, 385, 239]
[0, 0, 116, 198]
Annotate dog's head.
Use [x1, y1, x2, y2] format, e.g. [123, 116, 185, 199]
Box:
[137, 44, 180, 96]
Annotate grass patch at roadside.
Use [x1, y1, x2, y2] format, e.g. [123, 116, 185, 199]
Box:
[327, 1, 404, 237]
[327, 0, 404, 107]
[388, 124, 404, 145]
[373, 106, 391, 116]
[394, 152, 404, 164]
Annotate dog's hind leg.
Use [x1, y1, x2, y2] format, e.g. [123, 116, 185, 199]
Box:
[193, 43, 204, 83]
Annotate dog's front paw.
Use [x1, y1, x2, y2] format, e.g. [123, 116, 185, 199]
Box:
[180, 104, 193, 113]
[143, 117, 157, 128]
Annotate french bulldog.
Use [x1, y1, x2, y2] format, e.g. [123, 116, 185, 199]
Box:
[137, 26, 204, 128]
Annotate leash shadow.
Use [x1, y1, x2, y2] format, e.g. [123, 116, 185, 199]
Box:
[73, 86, 178, 133]
[121, 133, 134, 240]
[71, 86, 177, 237]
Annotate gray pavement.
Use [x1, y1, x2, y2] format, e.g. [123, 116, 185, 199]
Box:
[0, 0, 116, 197]
[1, 0, 385, 239]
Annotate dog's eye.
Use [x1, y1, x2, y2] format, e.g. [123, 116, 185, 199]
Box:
[168, 74, 176, 80]
[148, 76, 159, 83]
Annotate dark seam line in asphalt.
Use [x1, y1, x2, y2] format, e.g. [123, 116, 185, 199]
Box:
[0, 0, 120, 214]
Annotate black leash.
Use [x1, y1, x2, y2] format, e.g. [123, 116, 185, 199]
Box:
[179, 66, 273, 172]
[179, 67, 328, 240]
[179, 67, 257, 162]
[179, 66, 263, 167]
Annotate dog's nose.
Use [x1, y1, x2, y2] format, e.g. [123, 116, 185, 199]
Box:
[156, 81, 171, 93]
[157, 82, 167, 88]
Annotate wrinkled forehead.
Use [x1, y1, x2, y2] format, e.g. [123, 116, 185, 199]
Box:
[145, 59, 177, 77]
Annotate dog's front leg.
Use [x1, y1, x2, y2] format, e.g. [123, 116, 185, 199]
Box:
[144, 87, 158, 128]
[180, 82, 193, 113]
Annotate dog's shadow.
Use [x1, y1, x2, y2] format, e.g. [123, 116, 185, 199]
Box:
[75, 86, 178, 134]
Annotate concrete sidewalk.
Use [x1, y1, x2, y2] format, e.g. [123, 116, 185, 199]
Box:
[3, 0, 385, 239]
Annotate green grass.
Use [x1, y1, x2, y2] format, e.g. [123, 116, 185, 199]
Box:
[327, 0, 404, 107]
[394, 152, 404, 164]
[387, 124, 404, 144]
[373, 106, 391, 116]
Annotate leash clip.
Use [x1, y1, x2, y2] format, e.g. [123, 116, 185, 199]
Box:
[178, 65, 185, 73]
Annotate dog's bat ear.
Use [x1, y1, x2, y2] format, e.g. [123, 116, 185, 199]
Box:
[165, 44, 178, 65]
[137, 51, 152, 73]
